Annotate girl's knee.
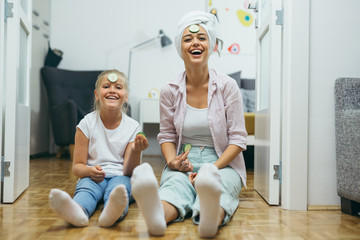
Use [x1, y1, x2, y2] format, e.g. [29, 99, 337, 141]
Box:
[75, 178, 105, 200]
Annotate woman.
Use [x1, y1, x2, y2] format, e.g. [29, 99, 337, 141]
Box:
[131, 10, 247, 238]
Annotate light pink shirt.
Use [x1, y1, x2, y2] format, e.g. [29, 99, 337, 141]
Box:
[157, 69, 248, 187]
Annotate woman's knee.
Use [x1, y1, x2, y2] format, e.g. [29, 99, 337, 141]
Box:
[218, 167, 242, 196]
[161, 169, 189, 183]
[161, 173, 192, 193]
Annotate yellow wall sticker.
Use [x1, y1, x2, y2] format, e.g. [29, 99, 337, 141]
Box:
[236, 10, 253, 27]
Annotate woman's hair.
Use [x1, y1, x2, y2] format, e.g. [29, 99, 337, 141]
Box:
[93, 69, 129, 114]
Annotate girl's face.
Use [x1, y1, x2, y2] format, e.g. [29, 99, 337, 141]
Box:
[181, 25, 210, 65]
[95, 74, 127, 111]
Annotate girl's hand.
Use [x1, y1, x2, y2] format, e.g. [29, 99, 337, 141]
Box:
[89, 165, 105, 183]
[133, 134, 149, 152]
[188, 172, 197, 186]
[167, 151, 193, 172]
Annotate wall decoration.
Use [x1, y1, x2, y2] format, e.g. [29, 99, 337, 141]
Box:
[148, 88, 160, 99]
[207, 0, 256, 55]
[237, 9, 253, 27]
[210, 8, 218, 21]
[228, 43, 240, 54]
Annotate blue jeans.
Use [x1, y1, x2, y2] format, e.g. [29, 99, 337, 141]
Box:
[73, 175, 132, 220]
[158, 146, 242, 225]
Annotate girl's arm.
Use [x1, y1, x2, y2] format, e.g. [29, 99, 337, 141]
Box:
[72, 128, 105, 183]
[123, 134, 149, 176]
[214, 144, 243, 169]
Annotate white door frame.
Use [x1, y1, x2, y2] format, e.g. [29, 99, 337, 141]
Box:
[0, 0, 5, 198]
[281, 0, 310, 210]
[251, 0, 310, 210]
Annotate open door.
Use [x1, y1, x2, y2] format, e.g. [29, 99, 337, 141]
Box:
[1, 0, 32, 203]
[252, 0, 282, 205]
[0, 0, 5, 199]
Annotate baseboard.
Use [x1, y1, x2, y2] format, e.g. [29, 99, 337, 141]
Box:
[307, 205, 341, 211]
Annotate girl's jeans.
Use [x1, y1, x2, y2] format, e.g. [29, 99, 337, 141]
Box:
[73, 175, 132, 220]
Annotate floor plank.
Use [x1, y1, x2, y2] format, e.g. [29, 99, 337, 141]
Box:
[1, 155, 359, 240]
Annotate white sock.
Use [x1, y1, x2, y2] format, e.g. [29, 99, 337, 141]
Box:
[195, 164, 222, 238]
[49, 188, 89, 227]
[131, 163, 166, 236]
[98, 185, 128, 227]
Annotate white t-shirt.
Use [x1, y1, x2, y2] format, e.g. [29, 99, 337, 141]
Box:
[77, 111, 140, 177]
[182, 104, 214, 147]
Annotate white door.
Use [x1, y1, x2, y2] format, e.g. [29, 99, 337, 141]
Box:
[0, 0, 5, 199]
[253, 0, 282, 205]
[1, 0, 32, 203]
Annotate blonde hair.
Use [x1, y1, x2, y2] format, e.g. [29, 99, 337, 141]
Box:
[93, 69, 129, 114]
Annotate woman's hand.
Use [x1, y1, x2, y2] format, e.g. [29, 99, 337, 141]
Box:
[167, 151, 193, 172]
[132, 134, 149, 152]
[89, 165, 105, 183]
[188, 172, 198, 186]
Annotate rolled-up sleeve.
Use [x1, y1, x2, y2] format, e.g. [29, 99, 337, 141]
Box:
[209, 73, 247, 154]
[157, 85, 177, 145]
[224, 79, 248, 150]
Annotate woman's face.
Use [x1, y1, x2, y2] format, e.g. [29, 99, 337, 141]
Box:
[181, 25, 210, 66]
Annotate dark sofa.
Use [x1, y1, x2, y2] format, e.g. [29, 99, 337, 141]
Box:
[41, 66, 102, 157]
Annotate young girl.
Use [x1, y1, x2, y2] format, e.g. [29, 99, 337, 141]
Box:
[49, 69, 148, 227]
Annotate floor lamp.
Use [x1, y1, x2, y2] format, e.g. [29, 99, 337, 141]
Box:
[127, 29, 172, 80]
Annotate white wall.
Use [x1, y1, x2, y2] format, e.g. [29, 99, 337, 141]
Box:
[49, 0, 203, 156]
[30, 0, 51, 155]
[50, 0, 256, 155]
[308, 0, 360, 205]
[50, 0, 255, 121]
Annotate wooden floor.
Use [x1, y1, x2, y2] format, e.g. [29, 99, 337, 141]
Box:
[1, 155, 360, 240]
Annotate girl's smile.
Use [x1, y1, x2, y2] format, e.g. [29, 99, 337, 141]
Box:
[95, 75, 127, 110]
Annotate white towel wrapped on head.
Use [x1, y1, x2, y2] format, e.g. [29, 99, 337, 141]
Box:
[174, 10, 223, 58]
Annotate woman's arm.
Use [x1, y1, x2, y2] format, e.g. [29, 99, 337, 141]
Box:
[158, 83, 193, 172]
[160, 142, 177, 164]
[123, 134, 148, 176]
[224, 79, 247, 149]
[161, 142, 193, 172]
[211, 77, 246, 169]
[72, 128, 105, 183]
[214, 144, 243, 169]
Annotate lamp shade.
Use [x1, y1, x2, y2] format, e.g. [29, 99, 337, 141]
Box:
[159, 30, 172, 47]
[128, 29, 172, 81]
